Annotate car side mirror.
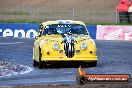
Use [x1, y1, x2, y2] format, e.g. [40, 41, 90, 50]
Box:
[36, 31, 43, 38]
[34, 32, 39, 39]
[35, 35, 39, 39]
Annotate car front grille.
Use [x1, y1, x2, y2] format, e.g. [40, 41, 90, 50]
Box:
[64, 42, 75, 58]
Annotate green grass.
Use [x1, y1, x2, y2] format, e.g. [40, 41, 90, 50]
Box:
[0, 20, 41, 24]
[0, 10, 29, 15]
[0, 20, 132, 25]
[86, 22, 132, 25]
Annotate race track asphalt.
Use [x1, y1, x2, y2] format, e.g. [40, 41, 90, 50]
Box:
[0, 37, 132, 86]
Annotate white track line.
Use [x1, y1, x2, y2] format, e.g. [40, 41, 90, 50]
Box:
[0, 42, 24, 45]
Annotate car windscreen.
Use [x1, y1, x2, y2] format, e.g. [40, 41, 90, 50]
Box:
[43, 24, 88, 35]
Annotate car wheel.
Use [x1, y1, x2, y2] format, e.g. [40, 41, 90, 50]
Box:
[38, 47, 46, 69]
[33, 59, 39, 66]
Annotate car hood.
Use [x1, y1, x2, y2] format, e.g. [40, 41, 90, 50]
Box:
[40, 34, 91, 45]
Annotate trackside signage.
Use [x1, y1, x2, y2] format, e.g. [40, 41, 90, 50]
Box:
[96, 25, 132, 41]
[0, 23, 39, 38]
[0, 23, 97, 39]
[86, 25, 97, 39]
[1, 23, 132, 40]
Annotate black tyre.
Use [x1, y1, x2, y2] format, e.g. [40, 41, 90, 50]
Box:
[33, 59, 39, 66]
[39, 47, 46, 69]
[39, 60, 45, 69]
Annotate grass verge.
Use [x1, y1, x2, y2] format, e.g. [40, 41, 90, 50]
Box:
[0, 20, 132, 25]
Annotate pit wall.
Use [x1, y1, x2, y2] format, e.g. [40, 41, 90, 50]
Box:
[0, 23, 132, 41]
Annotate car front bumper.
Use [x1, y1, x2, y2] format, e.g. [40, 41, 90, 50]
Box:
[41, 56, 98, 62]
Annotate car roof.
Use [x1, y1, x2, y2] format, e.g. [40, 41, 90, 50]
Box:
[41, 20, 85, 27]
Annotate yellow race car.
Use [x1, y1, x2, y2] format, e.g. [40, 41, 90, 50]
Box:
[33, 20, 98, 68]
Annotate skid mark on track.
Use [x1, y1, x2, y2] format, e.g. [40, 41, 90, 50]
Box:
[0, 42, 24, 45]
[0, 61, 33, 78]
[0, 75, 75, 85]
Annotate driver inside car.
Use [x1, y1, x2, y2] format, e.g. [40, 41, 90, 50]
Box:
[48, 29, 53, 35]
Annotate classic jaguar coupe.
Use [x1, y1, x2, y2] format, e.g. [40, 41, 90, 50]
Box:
[33, 20, 98, 68]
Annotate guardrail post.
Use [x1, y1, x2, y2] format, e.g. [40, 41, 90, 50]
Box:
[72, 8, 75, 20]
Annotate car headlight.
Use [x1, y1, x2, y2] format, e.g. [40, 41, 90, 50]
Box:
[53, 43, 59, 51]
[80, 43, 87, 50]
